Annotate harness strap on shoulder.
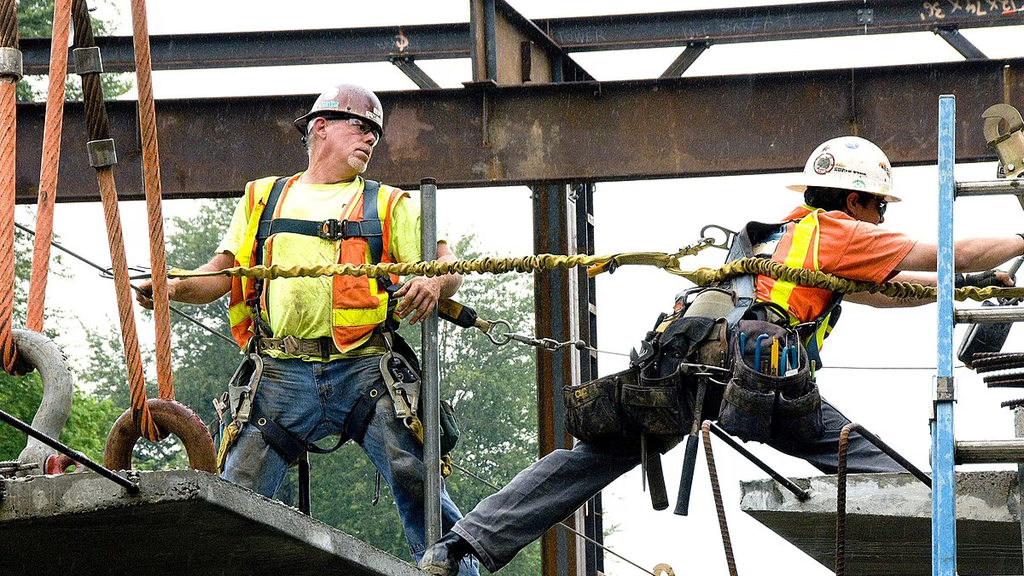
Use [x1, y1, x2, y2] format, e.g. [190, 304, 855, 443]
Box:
[361, 179, 383, 264]
[254, 177, 289, 267]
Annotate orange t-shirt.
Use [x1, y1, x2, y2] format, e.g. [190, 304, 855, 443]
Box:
[755, 205, 917, 323]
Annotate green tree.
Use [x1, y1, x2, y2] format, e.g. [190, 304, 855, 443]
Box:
[17, 0, 132, 102]
[0, 221, 120, 466]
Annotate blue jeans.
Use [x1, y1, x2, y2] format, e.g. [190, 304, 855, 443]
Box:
[223, 355, 479, 575]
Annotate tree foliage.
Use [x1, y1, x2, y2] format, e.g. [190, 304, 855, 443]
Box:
[16, 0, 132, 102]
[0, 223, 119, 466]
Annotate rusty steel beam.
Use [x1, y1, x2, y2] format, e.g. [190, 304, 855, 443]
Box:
[14, 58, 1023, 204]
[18, 1, 1023, 75]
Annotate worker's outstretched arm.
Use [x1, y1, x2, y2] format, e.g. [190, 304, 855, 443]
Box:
[394, 240, 464, 325]
[136, 252, 235, 309]
[845, 264, 1016, 309]
[897, 236, 1024, 272]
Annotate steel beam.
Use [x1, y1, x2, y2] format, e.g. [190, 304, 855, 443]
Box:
[533, 183, 583, 576]
[537, 0, 1024, 52]
[14, 58, 1024, 204]
[18, 0, 1024, 75]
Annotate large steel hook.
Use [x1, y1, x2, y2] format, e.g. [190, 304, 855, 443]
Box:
[982, 103, 1024, 178]
[12, 328, 74, 475]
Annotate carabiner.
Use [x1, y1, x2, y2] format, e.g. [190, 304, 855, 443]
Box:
[484, 319, 514, 346]
[699, 224, 737, 251]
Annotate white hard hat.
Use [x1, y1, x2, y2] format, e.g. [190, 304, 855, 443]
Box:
[787, 136, 899, 202]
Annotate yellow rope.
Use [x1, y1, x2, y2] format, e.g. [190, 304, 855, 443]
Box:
[169, 242, 1024, 303]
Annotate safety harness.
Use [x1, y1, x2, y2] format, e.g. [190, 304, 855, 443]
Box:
[217, 178, 455, 477]
[218, 178, 393, 469]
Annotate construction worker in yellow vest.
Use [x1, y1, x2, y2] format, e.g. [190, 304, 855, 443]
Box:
[137, 83, 478, 576]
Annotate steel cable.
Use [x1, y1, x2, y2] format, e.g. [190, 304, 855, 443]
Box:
[70, 0, 160, 442]
[0, 0, 22, 375]
[25, 0, 72, 334]
[129, 0, 173, 400]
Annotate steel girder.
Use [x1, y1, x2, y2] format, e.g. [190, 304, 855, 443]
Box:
[14, 58, 1021, 204]
[17, 0, 1024, 75]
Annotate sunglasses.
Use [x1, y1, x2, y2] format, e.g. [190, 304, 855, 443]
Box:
[873, 197, 887, 217]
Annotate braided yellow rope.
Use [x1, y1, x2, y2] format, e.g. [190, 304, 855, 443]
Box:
[169, 241, 1024, 303]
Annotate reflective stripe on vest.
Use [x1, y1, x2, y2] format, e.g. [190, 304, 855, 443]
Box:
[764, 210, 832, 352]
[227, 175, 406, 352]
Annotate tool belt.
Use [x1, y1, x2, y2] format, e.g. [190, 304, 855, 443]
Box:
[563, 314, 729, 444]
[563, 291, 823, 446]
[717, 318, 822, 443]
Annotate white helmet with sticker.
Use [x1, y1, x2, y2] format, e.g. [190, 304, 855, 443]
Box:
[787, 136, 899, 202]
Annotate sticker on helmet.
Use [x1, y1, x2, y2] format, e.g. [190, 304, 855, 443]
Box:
[813, 152, 835, 174]
[852, 179, 866, 189]
[845, 141, 859, 150]
[878, 162, 891, 178]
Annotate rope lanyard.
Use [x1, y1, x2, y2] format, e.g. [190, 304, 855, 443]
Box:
[129, 0, 174, 400]
[26, 0, 72, 334]
[0, 0, 23, 375]
[169, 248, 1024, 304]
[70, 0, 161, 441]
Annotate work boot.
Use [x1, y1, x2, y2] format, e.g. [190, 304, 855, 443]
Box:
[419, 531, 472, 576]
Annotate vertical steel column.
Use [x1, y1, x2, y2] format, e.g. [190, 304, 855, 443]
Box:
[533, 183, 584, 576]
[933, 95, 957, 576]
[469, 0, 498, 82]
[574, 182, 603, 576]
[420, 177, 442, 546]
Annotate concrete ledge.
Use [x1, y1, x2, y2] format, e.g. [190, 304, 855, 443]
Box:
[0, 469, 422, 576]
[741, 471, 1022, 575]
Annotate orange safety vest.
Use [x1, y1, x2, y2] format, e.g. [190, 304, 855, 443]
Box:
[755, 209, 837, 354]
[227, 174, 408, 353]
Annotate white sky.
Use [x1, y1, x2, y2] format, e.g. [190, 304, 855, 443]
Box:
[18, 2, 1024, 575]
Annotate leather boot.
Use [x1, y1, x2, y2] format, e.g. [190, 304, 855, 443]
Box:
[419, 531, 471, 576]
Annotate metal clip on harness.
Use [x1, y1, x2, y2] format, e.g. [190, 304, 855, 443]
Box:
[380, 334, 421, 428]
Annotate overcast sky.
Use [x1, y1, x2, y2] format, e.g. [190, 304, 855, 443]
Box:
[19, 2, 1024, 575]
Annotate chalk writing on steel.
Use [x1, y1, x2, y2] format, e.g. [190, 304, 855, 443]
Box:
[921, 0, 1019, 20]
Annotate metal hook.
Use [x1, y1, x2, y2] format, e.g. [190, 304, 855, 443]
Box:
[699, 224, 738, 250]
[483, 319, 513, 346]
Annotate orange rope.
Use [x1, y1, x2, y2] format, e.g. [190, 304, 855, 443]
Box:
[130, 0, 173, 400]
[26, 0, 72, 333]
[71, 0, 160, 441]
[0, 0, 22, 375]
[96, 167, 160, 441]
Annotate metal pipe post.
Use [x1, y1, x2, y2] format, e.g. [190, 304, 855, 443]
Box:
[933, 94, 957, 576]
[419, 177, 442, 546]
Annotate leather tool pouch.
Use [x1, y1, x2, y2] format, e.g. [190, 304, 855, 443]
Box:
[563, 368, 630, 443]
[718, 319, 822, 443]
[562, 312, 730, 444]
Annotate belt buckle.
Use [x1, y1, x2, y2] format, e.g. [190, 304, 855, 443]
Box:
[318, 219, 344, 240]
[280, 335, 302, 355]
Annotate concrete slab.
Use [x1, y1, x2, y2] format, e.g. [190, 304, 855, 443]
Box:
[740, 471, 1023, 576]
[0, 469, 423, 576]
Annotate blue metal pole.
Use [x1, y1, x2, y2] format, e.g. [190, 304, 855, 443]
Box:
[933, 94, 957, 576]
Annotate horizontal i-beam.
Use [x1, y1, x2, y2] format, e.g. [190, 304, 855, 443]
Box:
[17, 0, 1024, 74]
[13, 58, 1023, 203]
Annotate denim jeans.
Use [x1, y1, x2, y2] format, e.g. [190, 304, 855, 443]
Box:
[223, 355, 479, 575]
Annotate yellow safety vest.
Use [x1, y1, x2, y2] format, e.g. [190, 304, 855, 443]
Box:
[227, 174, 407, 352]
